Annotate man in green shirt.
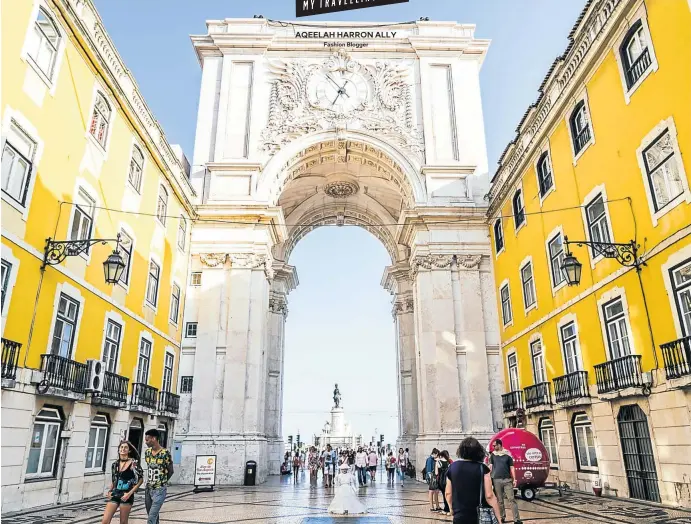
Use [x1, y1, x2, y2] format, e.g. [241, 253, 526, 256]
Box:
[144, 429, 174, 524]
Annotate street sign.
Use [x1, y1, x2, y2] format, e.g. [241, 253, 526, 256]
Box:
[194, 455, 217, 492]
[296, 0, 409, 18]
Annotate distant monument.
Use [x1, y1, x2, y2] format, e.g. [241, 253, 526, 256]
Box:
[333, 383, 342, 408]
[320, 385, 362, 449]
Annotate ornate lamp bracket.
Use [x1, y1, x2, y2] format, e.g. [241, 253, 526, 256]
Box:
[564, 237, 644, 270]
[42, 234, 122, 269]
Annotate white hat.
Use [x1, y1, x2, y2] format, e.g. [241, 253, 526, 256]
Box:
[339, 463, 349, 470]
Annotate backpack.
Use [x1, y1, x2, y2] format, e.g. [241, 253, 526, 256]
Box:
[437, 459, 449, 487]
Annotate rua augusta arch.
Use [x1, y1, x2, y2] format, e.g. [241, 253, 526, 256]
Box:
[176, 18, 504, 484]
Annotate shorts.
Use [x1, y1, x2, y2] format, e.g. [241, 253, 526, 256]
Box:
[369, 466, 377, 472]
[324, 464, 333, 474]
[110, 494, 134, 506]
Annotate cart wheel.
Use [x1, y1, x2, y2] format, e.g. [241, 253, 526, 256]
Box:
[521, 486, 536, 501]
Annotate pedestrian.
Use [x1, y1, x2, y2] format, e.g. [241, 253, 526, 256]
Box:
[101, 441, 143, 524]
[293, 452, 301, 484]
[444, 437, 501, 524]
[143, 429, 173, 524]
[397, 447, 406, 485]
[322, 444, 335, 488]
[425, 448, 441, 512]
[368, 447, 378, 483]
[308, 447, 319, 485]
[355, 446, 368, 486]
[437, 450, 451, 515]
[385, 451, 396, 484]
[489, 439, 522, 524]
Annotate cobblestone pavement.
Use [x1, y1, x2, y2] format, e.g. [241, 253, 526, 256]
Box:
[4, 471, 691, 524]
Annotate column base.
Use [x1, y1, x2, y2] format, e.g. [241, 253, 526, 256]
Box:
[267, 437, 284, 475]
[414, 431, 495, 480]
[176, 434, 268, 485]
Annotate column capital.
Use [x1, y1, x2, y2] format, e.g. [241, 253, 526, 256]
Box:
[199, 253, 227, 268]
[409, 253, 454, 280]
[269, 294, 288, 317]
[228, 253, 274, 281]
[392, 294, 415, 319]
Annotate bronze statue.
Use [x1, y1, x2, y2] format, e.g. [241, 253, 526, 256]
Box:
[333, 383, 342, 408]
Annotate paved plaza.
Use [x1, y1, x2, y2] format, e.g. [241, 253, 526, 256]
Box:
[4, 472, 691, 524]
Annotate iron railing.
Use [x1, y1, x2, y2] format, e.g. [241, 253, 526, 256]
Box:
[158, 390, 180, 414]
[553, 370, 590, 402]
[660, 336, 691, 380]
[501, 390, 524, 413]
[594, 354, 643, 394]
[2, 338, 21, 380]
[574, 126, 592, 153]
[130, 382, 158, 410]
[39, 354, 87, 393]
[626, 48, 652, 88]
[524, 382, 552, 408]
[95, 371, 129, 404]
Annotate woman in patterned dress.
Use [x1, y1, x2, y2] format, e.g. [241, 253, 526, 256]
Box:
[308, 446, 320, 484]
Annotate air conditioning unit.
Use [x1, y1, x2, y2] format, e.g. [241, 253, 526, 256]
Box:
[86, 359, 105, 393]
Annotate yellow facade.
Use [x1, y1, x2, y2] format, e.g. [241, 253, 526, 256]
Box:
[1, 0, 195, 511]
[488, 0, 691, 506]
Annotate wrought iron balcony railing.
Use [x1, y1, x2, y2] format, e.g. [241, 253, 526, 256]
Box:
[94, 371, 129, 404]
[524, 382, 552, 408]
[574, 126, 592, 153]
[660, 336, 691, 380]
[626, 48, 652, 88]
[130, 382, 159, 411]
[594, 354, 643, 394]
[553, 370, 590, 403]
[39, 354, 87, 393]
[2, 338, 21, 381]
[158, 390, 180, 414]
[501, 390, 524, 413]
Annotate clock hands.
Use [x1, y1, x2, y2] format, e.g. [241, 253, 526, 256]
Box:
[326, 73, 350, 98]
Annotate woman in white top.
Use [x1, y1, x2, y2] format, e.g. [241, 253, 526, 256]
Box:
[397, 447, 406, 484]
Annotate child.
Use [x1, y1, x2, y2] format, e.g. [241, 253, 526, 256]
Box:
[385, 451, 396, 484]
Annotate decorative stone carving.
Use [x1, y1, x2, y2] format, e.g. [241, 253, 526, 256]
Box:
[323, 180, 359, 199]
[261, 51, 423, 159]
[409, 254, 454, 280]
[456, 254, 483, 270]
[269, 296, 288, 316]
[391, 296, 415, 319]
[228, 254, 274, 281]
[199, 253, 227, 268]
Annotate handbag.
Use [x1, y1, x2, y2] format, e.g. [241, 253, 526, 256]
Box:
[477, 464, 499, 524]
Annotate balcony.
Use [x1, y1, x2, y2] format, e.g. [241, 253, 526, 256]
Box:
[130, 382, 159, 413]
[625, 48, 652, 88]
[158, 390, 180, 416]
[594, 354, 643, 395]
[524, 382, 552, 409]
[93, 371, 129, 408]
[501, 390, 524, 413]
[34, 354, 88, 399]
[553, 370, 590, 403]
[660, 336, 691, 381]
[574, 126, 592, 153]
[2, 338, 21, 387]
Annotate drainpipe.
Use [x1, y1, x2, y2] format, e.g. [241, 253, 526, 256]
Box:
[56, 435, 70, 504]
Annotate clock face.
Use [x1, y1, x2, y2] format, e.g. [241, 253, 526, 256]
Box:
[310, 70, 369, 114]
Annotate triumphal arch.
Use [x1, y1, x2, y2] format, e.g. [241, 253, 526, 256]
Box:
[176, 18, 504, 484]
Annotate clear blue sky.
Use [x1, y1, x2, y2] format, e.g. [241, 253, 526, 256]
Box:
[94, 0, 585, 446]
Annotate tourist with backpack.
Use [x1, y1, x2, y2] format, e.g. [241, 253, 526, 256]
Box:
[437, 450, 451, 515]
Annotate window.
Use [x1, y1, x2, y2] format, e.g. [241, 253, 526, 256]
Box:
[169, 284, 180, 324]
[603, 297, 632, 359]
[128, 145, 144, 192]
[536, 152, 554, 197]
[507, 353, 519, 391]
[500, 284, 512, 326]
[521, 262, 536, 310]
[1, 122, 35, 207]
[493, 219, 504, 253]
[621, 21, 652, 89]
[548, 233, 566, 288]
[178, 216, 187, 250]
[26, 408, 62, 477]
[560, 321, 581, 374]
[136, 338, 151, 384]
[539, 418, 559, 468]
[102, 319, 121, 374]
[70, 188, 95, 244]
[190, 272, 202, 286]
[512, 190, 525, 229]
[162, 353, 174, 392]
[570, 101, 591, 155]
[643, 130, 683, 212]
[146, 260, 160, 307]
[27, 8, 61, 79]
[1, 260, 12, 311]
[185, 322, 198, 338]
[180, 376, 193, 394]
[118, 230, 133, 286]
[50, 294, 79, 358]
[85, 414, 109, 472]
[531, 339, 546, 383]
[156, 185, 168, 225]
[89, 93, 111, 148]
[670, 259, 691, 336]
[572, 413, 598, 471]
[585, 194, 611, 257]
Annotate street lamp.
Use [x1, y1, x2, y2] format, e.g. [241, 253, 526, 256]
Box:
[42, 234, 127, 284]
[560, 236, 642, 286]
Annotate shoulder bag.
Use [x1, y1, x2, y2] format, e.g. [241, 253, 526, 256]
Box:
[477, 463, 499, 524]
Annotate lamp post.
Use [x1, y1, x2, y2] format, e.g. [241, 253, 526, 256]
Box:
[42, 234, 126, 284]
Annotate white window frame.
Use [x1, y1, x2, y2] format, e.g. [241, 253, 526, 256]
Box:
[1, 245, 20, 328]
[545, 226, 567, 294]
[534, 146, 555, 204]
[144, 256, 161, 311]
[127, 143, 145, 194]
[169, 281, 181, 326]
[493, 218, 505, 257]
[507, 350, 519, 391]
[45, 282, 84, 360]
[25, 407, 62, 479]
[116, 226, 135, 291]
[135, 332, 153, 385]
[100, 311, 124, 374]
[84, 414, 110, 473]
[613, 7, 658, 104]
[87, 91, 112, 152]
[597, 288, 635, 361]
[539, 417, 559, 468]
[185, 322, 198, 338]
[636, 118, 690, 226]
[156, 184, 168, 226]
[572, 412, 598, 472]
[499, 279, 513, 328]
[581, 185, 615, 268]
[512, 188, 526, 234]
[565, 91, 595, 164]
[65, 179, 99, 263]
[177, 216, 187, 251]
[1, 108, 43, 220]
[661, 245, 691, 339]
[557, 313, 583, 375]
[190, 272, 202, 287]
[180, 376, 193, 394]
[161, 349, 175, 393]
[20, 1, 66, 93]
[519, 256, 537, 314]
[530, 335, 547, 384]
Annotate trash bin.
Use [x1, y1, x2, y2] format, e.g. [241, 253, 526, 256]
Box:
[244, 460, 257, 486]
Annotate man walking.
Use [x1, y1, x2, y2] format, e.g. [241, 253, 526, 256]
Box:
[368, 448, 378, 483]
[355, 446, 368, 486]
[489, 439, 522, 524]
[322, 444, 334, 488]
[144, 429, 173, 524]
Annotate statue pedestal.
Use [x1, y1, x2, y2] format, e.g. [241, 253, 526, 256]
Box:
[331, 407, 345, 435]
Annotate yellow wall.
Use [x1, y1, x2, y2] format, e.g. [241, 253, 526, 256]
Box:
[489, 0, 691, 390]
[1, 0, 194, 391]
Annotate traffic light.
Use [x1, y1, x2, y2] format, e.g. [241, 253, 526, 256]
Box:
[297, 434, 301, 448]
[288, 435, 293, 445]
[380, 434, 384, 443]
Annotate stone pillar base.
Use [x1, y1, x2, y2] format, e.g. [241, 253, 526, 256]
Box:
[267, 438, 284, 475]
[176, 435, 268, 485]
[415, 432, 494, 480]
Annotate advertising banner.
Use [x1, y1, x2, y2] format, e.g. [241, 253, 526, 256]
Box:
[194, 455, 217, 491]
[296, 0, 409, 18]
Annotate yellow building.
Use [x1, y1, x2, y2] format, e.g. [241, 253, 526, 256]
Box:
[1, 0, 195, 511]
[488, 0, 691, 507]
